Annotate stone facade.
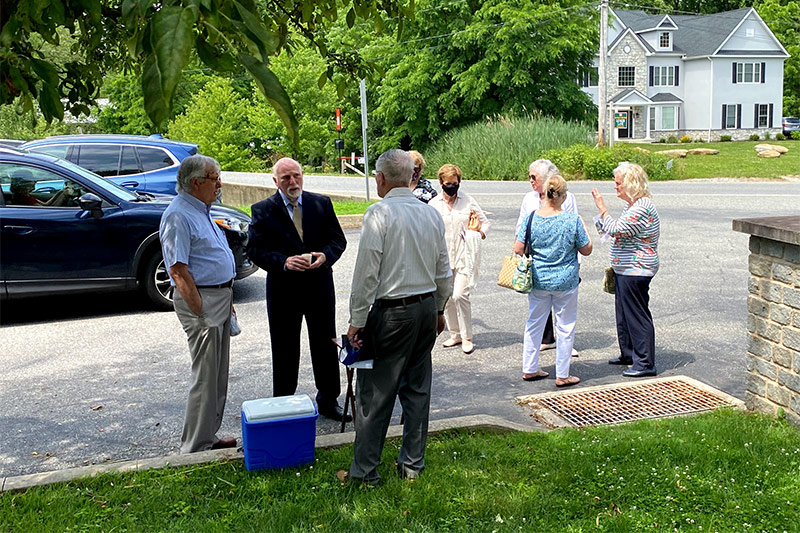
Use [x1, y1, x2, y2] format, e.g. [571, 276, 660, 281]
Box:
[650, 128, 781, 143]
[733, 217, 800, 429]
[606, 34, 648, 97]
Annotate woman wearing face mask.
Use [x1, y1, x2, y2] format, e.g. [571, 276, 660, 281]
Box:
[429, 164, 490, 354]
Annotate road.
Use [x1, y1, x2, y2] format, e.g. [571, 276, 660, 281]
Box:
[1, 177, 799, 478]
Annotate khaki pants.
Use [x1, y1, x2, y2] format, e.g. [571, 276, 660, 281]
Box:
[444, 272, 472, 340]
[174, 287, 232, 453]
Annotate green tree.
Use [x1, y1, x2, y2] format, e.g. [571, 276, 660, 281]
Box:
[1, 0, 414, 145]
[346, 0, 598, 150]
[168, 77, 259, 171]
[97, 68, 212, 135]
[249, 47, 356, 167]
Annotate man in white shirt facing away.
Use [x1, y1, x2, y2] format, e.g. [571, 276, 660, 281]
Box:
[344, 149, 453, 485]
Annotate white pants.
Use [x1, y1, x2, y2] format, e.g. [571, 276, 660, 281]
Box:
[444, 272, 472, 340]
[522, 287, 579, 378]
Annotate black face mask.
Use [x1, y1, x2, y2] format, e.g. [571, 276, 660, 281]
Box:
[442, 183, 459, 196]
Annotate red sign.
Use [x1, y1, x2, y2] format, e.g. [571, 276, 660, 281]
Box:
[335, 108, 341, 131]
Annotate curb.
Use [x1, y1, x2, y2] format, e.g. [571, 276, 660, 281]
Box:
[1, 415, 542, 493]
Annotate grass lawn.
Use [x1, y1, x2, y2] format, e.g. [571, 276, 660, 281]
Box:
[238, 200, 374, 218]
[3, 410, 800, 531]
[632, 140, 800, 179]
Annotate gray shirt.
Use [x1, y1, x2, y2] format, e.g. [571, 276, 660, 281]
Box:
[349, 187, 453, 328]
[159, 192, 236, 286]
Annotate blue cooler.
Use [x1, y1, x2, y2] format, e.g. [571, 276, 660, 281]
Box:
[241, 394, 318, 471]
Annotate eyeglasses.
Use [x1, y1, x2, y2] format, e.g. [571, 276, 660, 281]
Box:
[414, 166, 421, 172]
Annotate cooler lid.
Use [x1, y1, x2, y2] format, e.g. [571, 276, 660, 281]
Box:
[242, 394, 317, 422]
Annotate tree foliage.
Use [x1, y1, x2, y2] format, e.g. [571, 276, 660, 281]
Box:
[167, 77, 260, 171]
[331, 0, 599, 151]
[1, 0, 414, 145]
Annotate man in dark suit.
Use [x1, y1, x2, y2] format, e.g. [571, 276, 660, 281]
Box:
[247, 158, 350, 421]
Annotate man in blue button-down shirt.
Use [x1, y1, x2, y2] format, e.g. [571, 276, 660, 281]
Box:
[159, 155, 238, 454]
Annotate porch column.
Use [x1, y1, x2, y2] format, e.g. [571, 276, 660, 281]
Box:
[646, 106, 651, 140]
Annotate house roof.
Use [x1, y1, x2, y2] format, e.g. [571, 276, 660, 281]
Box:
[650, 92, 683, 103]
[613, 7, 754, 57]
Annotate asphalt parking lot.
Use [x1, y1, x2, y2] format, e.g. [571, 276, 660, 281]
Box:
[2, 177, 799, 478]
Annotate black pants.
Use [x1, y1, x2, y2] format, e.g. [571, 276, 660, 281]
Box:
[614, 274, 655, 371]
[266, 280, 340, 406]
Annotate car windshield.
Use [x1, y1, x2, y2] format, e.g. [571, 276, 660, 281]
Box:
[56, 158, 139, 200]
[786, 118, 800, 123]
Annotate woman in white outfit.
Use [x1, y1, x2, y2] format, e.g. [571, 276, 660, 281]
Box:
[429, 164, 489, 354]
[517, 159, 581, 356]
[513, 175, 592, 387]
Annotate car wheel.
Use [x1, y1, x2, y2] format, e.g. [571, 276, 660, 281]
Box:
[142, 251, 174, 311]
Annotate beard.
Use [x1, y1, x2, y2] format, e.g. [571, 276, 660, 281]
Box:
[286, 187, 302, 200]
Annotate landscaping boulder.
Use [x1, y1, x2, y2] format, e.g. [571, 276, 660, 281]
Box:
[688, 148, 719, 155]
[656, 149, 688, 158]
[758, 150, 782, 158]
[754, 144, 789, 154]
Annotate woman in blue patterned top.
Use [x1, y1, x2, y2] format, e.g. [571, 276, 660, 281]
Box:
[513, 175, 593, 387]
[591, 162, 660, 378]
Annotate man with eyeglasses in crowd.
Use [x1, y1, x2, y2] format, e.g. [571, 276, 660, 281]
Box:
[159, 154, 238, 453]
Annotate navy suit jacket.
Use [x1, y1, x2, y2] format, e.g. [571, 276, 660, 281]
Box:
[247, 191, 346, 294]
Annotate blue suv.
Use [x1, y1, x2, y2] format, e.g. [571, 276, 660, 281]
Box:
[0, 150, 257, 309]
[21, 134, 197, 195]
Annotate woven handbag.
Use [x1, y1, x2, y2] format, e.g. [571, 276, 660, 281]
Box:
[498, 211, 535, 291]
[602, 266, 616, 294]
[497, 255, 520, 289]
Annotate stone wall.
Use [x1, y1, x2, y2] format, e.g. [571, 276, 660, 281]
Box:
[733, 217, 800, 428]
[650, 128, 781, 142]
[606, 34, 648, 97]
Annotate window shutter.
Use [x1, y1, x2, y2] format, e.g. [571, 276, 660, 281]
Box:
[732, 62, 737, 84]
[721, 104, 727, 129]
[649, 66, 654, 87]
[761, 62, 766, 83]
[737, 104, 742, 129]
[675, 65, 679, 86]
[769, 103, 773, 127]
[754, 103, 759, 128]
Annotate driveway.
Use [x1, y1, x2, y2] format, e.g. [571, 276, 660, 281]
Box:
[1, 178, 798, 478]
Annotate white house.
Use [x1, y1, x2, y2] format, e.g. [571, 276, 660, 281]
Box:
[579, 7, 790, 141]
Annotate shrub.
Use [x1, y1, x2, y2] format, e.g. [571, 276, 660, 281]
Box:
[776, 133, 786, 140]
[583, 148, 618, 180]
[763, 132, 771, 140]
[749, 134, 760, 141]
[792, 131, 800, 140]
[680, 136, 691, 143]
[542, 144, 591, 179]
[720, 135, 732, 142]
[658, 138, 666, 143]
[168, 77, 261, 172]
[425, 114, 593, 180]
[667, 135, 678, 143]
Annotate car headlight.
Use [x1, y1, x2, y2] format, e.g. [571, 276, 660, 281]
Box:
[214, 218, 248, 233]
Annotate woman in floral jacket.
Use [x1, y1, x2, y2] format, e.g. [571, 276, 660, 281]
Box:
[591, 163, 660, 378]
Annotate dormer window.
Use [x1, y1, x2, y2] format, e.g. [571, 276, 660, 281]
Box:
[659, 32, 670, 48]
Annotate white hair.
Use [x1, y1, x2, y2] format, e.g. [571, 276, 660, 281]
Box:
[176, 155, 220, 194]
[528, 159, 561, 181]
[376, 149, 414, 187]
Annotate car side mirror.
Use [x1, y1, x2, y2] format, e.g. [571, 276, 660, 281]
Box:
[79, 193, 104, 219]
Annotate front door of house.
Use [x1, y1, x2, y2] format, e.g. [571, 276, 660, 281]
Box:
[618, 110, 632, 138]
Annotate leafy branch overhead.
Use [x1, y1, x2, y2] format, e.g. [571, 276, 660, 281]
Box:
[1, 0, 415, 147]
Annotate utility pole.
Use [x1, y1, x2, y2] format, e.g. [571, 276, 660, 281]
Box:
[359, 79, 370, 201]
[598, 0, 608, 147]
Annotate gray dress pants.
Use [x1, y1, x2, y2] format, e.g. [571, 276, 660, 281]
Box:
[174, 287, 232, 453]
[349, 296, 437, 483]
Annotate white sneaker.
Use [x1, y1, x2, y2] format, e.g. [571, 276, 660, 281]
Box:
[462, 340, 475, 354]
[540, 343, 556, 351]
[443, 337, 462, 348]
[571, 348, 579, 357]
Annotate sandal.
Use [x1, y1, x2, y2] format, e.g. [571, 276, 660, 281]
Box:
[555, 375, 581, 387]
[522, 370, 549, 381]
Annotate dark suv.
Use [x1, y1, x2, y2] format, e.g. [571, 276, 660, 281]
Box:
[0, 151, 256, 309]
[21, 134, 198, 195]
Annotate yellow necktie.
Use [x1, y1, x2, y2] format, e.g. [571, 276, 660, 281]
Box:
[290, 200, 303, 241]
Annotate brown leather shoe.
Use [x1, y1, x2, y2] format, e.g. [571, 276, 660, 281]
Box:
[211, 437, 237, 449]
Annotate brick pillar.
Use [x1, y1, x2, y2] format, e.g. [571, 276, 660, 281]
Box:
[734, 216, 800, 428]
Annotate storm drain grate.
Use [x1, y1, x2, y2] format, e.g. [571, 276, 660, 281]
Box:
[524, 377, 739, 428]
